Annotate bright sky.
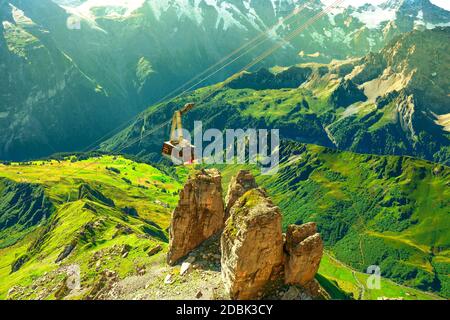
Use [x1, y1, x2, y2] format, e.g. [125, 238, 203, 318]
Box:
[320, 0, 450, 11]
[430, 0, 450, 11]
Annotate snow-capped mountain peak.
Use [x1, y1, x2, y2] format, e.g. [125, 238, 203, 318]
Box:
[57, 0, 146, 19]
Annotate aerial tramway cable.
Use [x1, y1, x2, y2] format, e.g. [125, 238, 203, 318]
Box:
[122, 0, 346, 155]
[154, 2, 313, 104]
[78, 0, 315, 153]
[8, 0, 347, 205]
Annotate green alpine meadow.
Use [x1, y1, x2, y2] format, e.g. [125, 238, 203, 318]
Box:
[0, 0, 449, 304]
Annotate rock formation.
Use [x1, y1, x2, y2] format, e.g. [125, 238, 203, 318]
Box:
[167, 169, 224, 265]
[329, 79, 367, 108]
[166, 169, 325, 300]
[224, 170, 257, 220]
[284, 222, 324, 286]
[221, 188, 284, 300]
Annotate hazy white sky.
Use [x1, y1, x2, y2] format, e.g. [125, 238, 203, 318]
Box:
[430, 0, 450, 10]
[320, 0, 450, 11]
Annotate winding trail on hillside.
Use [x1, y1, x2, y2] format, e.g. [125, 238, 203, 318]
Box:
[352, 270, 366, 300]
[327, 253, 366, 300]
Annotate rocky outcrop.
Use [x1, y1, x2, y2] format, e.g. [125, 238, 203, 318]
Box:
[86, 270, 119, 300]
[227, 66, 312, 90]
[166, 170, 324, 299]
[167, 169, 224, 265]
[147, 244, 163, 256]
[55, 243, 76, 263]
[329, 79, 367, 108]
[284, 223, 324, 286]
[221, 188, 284, 300]
[224, 170, 257, 220]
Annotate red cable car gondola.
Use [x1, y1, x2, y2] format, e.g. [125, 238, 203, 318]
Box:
[162, 103, 196, 165]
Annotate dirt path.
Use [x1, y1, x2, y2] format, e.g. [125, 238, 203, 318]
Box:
[327, 253, 366, 300]
[352, 270, 366, 300]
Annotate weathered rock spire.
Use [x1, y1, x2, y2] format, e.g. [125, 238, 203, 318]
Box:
[221, 188, 284, 300]
[167, 169, 224, 265]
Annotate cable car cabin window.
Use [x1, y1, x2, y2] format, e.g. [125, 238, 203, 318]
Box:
[162, 140, 196, 165]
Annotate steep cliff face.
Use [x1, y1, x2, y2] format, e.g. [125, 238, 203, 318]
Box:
[330, 27, 450, 163]
[53, 0, 450, 72]
[0, 1, 136, 161]
[243, 140, 450, 297]
[221, 188, 284, 300]
[284, 223, 324, 286]
[224, 170, 257, 220]
[167, 169, 224, 265]
[0, 178, 55, 248]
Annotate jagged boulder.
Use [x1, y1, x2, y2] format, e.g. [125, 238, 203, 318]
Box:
[224, 170, 257, 220]
[167, 169, 224, 265]
[221, 188, 284, 300]
[284, 222, 323, 286]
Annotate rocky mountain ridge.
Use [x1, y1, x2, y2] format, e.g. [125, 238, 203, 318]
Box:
[102, 27, 450, 165]
[2, 0, 449, 160]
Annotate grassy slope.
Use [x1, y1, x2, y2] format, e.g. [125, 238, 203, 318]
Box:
[101, 29, 450, 166]
[0, 152, 446, 300]
[100, 81, 336, 158]
[318, 253, 441, 300]
[0, 156, 187, 299]
[211, 142, 449, 298]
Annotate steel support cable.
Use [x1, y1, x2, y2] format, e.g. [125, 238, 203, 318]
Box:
[6, 0, 345, 204]
[123, 0, 345, 153]
[77, 1, 315, 153]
